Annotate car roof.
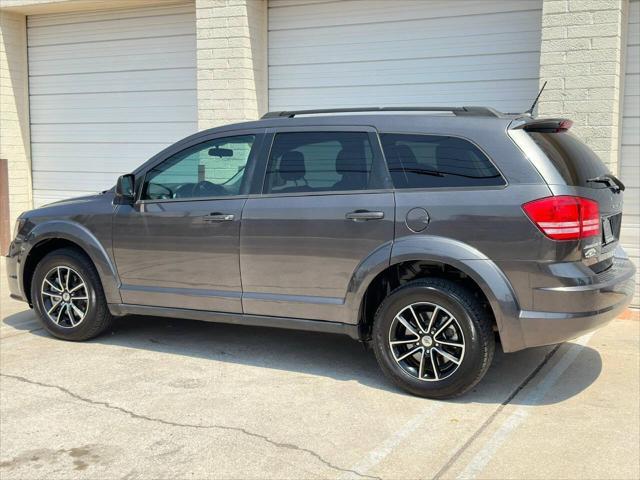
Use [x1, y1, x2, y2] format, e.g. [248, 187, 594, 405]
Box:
[198, 109, 522, 138]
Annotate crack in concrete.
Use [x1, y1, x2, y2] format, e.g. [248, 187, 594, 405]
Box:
[1, 373, 380, 480]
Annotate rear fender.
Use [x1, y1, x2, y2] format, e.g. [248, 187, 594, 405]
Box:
[346, 235, 525, 351]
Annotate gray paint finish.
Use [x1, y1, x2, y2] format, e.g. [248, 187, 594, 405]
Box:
[240, 191, 395, 322]
[5, 111, 636, 353]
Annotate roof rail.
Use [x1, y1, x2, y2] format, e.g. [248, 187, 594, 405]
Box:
[261, 106, 501, 119]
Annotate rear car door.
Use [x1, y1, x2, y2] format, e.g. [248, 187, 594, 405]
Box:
[240, 127, 395, 323]
[113, 130, 263, 312]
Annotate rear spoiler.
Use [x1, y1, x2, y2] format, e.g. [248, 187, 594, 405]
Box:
[508, 117, 573, 132]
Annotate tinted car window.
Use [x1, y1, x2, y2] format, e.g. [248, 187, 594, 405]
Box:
[380, 134, 505, 189]
[528, 132, 610, 187]
[263, 132, 375, 194]
[142, 135, 255, 200]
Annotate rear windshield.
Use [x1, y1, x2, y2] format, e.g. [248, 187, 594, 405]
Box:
[528, 132, 610, 187]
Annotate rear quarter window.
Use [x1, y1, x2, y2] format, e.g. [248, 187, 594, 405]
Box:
[380, 134, 505, 189]
[527, 132, 610, 187]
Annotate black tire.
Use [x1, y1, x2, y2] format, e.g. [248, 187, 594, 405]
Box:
[372, 278, 495, 399]
[31, 248, 113, 341]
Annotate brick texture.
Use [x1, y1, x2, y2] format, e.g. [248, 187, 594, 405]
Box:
[0, 10, 32, 238]
[538, 0, 627, 170]
[196, 0, 267, 129]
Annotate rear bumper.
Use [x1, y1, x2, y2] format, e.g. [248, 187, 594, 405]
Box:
[504, 253, 636, 352]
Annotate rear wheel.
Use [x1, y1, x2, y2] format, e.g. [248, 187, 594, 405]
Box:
[31, 248, 113, 341]
[372, 278, 494, 398]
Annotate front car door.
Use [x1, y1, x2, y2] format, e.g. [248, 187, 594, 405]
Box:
[113, 130, 263, 312]
[240, 127, 395, 324]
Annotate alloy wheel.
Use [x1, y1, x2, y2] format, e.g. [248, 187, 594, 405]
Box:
[388, 302, 465, 382]
[40, 266, 89, 328]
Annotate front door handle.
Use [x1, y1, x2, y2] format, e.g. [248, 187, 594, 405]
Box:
[345, 210, 385, 221]
[203, 212, 235, 222]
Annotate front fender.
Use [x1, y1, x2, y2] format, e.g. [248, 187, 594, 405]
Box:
[346, 235, 525, 351]
[22, 221, 121, 304]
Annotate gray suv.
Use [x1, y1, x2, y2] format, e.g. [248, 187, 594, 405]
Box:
[5, 107, 636, 398]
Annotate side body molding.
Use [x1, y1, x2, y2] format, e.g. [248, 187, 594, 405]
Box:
[23, 221, 122, 305]
[345, 235, 525, 352]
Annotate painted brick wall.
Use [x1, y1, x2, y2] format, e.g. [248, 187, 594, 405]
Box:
[538, 0, 627, 170]
[0, 10, 32, 238]
[196, 0, 268, 130]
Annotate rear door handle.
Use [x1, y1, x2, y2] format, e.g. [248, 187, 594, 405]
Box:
[203, 212, 235, 222]
[345, 210, 385, 221]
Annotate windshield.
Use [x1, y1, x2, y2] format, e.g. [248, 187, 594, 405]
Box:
[528, 131, 610, 187]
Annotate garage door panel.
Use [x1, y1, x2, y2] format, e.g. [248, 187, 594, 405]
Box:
[270, 54, 540, 89]
[28, 36, 195, 67]
[28, 49, 195, 76]
[27, 4, 193, 27]
[28, 4, 197, 206]
[620, 0, 639, 306]
[270, 31, 541, 66]
[268, 0, 542, 113]
[623, 95, 639, 119]
[30, 90, 195, 111]
[31, 123, 194, 144]
[622, 117, 640, 141]
[269, 10, 540, 50]
[31, 143, 167, 173]
[268, 0, 540, 31]
[29, 68, 196, 96]
[33, 171, 135, 192]
[31, 105, 196, 125]
[27, 9, 195, 46]
[270, 79, 538, 111]
[626, 45, 639, 73]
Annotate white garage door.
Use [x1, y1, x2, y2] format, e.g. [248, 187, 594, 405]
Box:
[268, 0, 542, 112]
[621, 0, 640, 306]
[27, 4, 197, 206]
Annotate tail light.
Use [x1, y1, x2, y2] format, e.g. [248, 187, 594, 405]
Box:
[522, 196, 600, 240]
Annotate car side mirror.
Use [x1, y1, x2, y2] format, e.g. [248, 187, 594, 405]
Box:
[114, 174, 135, 205]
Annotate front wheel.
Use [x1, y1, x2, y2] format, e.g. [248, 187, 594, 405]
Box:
[372, 278, 495, 398]
[31, 248, 113, 341]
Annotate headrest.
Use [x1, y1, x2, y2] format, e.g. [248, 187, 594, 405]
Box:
[279, 151, 305, 181]
[336, 149, 366, 175]
[435, 139, 474, 175]
[393, 144, 418, 167]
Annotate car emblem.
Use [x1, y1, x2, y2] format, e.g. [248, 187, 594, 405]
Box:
[584, 247, 598, 258]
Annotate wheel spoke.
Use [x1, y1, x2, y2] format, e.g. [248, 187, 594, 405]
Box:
[434, 316, 454, 338]
[434, 347, 462, 365]
[41, 290, 61, 299]
[430, 349, 440, 380]
[427, 306, 439, 333]
[69, 283, 84, 293]
[70, 302, 84, 319]
[66, 304, 75, 326]
[47, 299, 61, 315]
[418, 349, 426, 379]
[408, 305, 427, 333]
[57, 267, 64, 291]
[64, 268, 70, 290]
[55, 304, 64, 324]
[44, 279, 62, 293]
[390, 339, 418, 346]
[71, 295, 88, 300]
[395, 314, 419, 338]
[437, 339, 464, 348]
[395, 346, 422, 362]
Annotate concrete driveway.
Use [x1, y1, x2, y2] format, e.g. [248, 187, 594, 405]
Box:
[1, 296, 638, 480]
